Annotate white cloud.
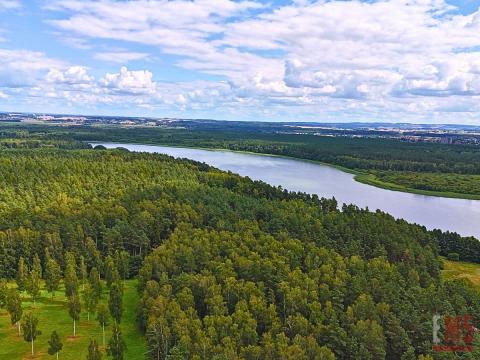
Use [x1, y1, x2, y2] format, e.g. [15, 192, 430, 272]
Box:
[393, 55, 480, 96]
[58, 36, 92, 50]
[0, 49, 65, 86]
[0, 49, 64, 72]
[0, 0, 21, 10]
[1, 0, 479, 122]
[100, 66, 156, 94]
[94, 51, 149, 63]
[46, 66, 93, 84]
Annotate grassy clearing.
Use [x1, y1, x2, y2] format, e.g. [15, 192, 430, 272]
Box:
[355, 173, 480, 200]
[442, 259, 480, 286]
[0, 280, 146, 360]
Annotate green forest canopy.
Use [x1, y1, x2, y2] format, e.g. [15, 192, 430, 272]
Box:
[0, 128, 480, 359]
[3, 122, 480, 197]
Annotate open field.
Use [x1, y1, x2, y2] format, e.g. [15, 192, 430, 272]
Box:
[0, 280, 145, 360]
[442, 259, 480, 286]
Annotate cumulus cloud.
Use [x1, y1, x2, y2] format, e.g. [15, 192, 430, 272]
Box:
[284, 60, 379, 99]
[1, 0, 480, 122]
[393, 56, 480, 96]
[100, 67, 156, 94]
[46, 66, 93, 84]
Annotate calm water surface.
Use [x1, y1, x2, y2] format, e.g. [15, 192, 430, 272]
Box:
[97, 142, 480, 238]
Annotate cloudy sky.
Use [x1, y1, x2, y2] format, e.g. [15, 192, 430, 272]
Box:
[0, 0, 480, 123]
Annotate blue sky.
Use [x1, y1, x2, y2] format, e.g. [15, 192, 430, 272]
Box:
[0, 0, 480, 123]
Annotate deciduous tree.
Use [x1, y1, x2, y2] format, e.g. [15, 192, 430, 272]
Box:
[64, 255, 79, 299]
[97, 303, 109, 347]
[45, 255, 61, 298]
[6, 288, 22, 336]
[16, 257, 27, 293]
[107, 324, 127, 360]
[22, 312, 41, 356]
[83, 283, 99, 321]
[80, 255, 88, 291]
[108, 282, 123, 324]
[68, 294, 81, 337]
[89, 267, 103, 299]
[27, 267, 41, 305]
[87, 338, 103, 360]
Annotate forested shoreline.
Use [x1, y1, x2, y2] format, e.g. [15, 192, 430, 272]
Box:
[2, 123, 480, 198]
[0, 129, 479, 359]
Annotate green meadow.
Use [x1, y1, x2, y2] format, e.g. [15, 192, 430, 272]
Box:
[442, 258, 480, 287]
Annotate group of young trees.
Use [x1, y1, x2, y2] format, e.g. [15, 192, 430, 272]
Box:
[0, 130, 479, 359]
[0, 247, 128, 359]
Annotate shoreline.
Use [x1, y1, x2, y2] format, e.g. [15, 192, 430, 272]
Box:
[90, 141, 480, 201]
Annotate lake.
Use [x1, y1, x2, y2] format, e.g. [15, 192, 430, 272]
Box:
[96, 142, 480, 239]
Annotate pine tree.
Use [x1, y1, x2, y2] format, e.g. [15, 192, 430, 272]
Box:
[6, 288, 22, 336]
[45, 256, 61, 298]
[16, 256, 27, 293]
[68, 294, 81, 337]
[108, 282, 123, 324]
[87, 338, 103, 360]
[48, 330, 63, 360]
[22, 312, 41, 356]
[96, 303, 110, 347]
[107, 324, 127, 360]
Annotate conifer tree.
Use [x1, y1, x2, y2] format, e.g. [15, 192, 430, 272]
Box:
[48, 330, 63, 360]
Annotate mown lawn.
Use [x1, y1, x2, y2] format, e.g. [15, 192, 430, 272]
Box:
[442, 258, 480, 287]
[0, 280, 146, 360]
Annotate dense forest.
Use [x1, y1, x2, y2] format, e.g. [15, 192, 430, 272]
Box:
[2, 123, 480, 198]
[0, 128, 480, 359]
